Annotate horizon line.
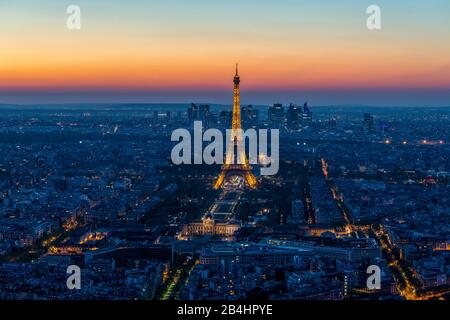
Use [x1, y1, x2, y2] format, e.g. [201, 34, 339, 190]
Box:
[1, 102, 450, 109]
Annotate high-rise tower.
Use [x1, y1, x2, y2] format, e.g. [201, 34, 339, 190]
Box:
[214, 65, 257, 190]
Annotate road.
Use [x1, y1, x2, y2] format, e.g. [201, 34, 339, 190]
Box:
[321, 158, 449, 300]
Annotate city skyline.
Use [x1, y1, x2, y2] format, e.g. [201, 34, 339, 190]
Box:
[1, 0, 450, 105]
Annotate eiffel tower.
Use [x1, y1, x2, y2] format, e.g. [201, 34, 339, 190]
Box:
[214, 65, 257, 190]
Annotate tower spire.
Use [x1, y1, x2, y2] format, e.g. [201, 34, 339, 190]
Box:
[235, 63, 239, 76]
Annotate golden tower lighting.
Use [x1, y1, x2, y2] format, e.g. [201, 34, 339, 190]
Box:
[214, 64, 257, 190]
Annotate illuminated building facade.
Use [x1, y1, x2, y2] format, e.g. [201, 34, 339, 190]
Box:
[180, 215, 241, 238]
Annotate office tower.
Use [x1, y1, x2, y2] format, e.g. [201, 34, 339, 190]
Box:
[188, 104, 210, 124]
[302, 102, 313, 126]
[219, 110, 232, 128]
[268, 104, 285, 127]
[286, 103, 301, 131]
[364, 113, 374, 132]
[241, 104, 259, 128]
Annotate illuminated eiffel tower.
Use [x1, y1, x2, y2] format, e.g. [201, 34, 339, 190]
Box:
[214, 65, 257, 190]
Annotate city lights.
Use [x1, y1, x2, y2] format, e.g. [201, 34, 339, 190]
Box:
[0, 0, 449, 307]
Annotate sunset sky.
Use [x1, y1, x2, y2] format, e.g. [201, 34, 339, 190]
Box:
[1, 0, 450, 105]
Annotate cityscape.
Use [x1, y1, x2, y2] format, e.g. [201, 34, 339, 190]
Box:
[0, 67, 449, 300]
[0, 0, 449, 306]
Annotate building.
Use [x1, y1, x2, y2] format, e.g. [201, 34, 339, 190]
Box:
[180, 215, 241, 238]
[199, 243, 312, 273]
[268, 104, 285, 126]
[263, 238, 381, 262]
[84, 244, 173, 267]
[288, 200, 304, 224]
[302, 102, 313, 126]
[286, 103, 301, 131]
[219, 110, 232, 128]
[364, 113, 374, 132]
[241, 104, 259, 128]
[188, 104, 211, 125]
